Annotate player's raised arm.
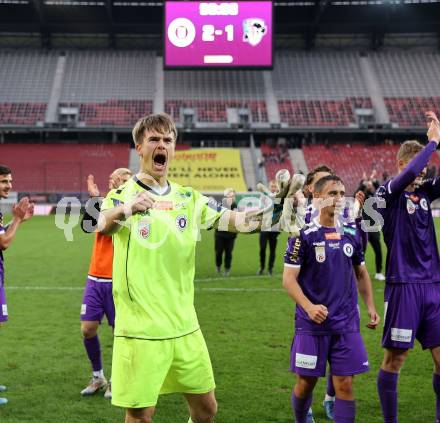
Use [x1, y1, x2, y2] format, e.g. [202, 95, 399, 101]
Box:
[382, 111, 440, 201]
[98, 191, 155, 235]
[215, 171, 305, 234]
[354, 264, 380, 329]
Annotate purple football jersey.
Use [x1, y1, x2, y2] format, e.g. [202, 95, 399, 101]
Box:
[376, 141, 440, 284]
[0, 212, 4, 286]
[284, 221, 365, 335]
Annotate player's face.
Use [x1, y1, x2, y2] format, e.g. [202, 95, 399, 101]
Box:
[136, 130, 175, 181]
[0, 174, 12, 199]
[269, 181, 278, 193]
[317, 181, 345, 215]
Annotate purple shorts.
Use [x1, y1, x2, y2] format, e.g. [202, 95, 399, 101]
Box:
[0, 285, 8, 322]
[383, 283, 440, 350]
[80, 277, 115, 327]
[290, 332, 369, 377]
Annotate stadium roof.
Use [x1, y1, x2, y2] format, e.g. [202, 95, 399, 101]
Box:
[0, 0, 440, 45]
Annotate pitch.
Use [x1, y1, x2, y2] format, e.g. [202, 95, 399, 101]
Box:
[0, 215, 438, 423]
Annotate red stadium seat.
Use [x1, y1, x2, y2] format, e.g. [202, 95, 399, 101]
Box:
[0, 144, 130, 193]
[303, 143, 440, 195]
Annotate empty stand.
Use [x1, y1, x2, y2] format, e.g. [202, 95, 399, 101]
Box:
[278, 98, 372, 127]
[165, 100, 267, 123]
[164, 70, 268, 124]
[0, 103, 46, 126]
[370, 52, 440, 127]
[385, 97, 440, 127]
[59, 100, 153, 127]
[0, 50, 58, 125]
[0, 144, 130, 193]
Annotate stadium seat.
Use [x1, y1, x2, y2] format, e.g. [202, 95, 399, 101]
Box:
[0, 144, 130, 192]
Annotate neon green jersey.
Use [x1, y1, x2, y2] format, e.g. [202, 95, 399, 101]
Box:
[102, 177, 225, 340]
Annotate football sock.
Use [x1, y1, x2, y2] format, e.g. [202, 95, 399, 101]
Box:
[84, 335, 103, 374]
[433, 373, 440, 422]
[292, 393, 312, 423]
[377, 369, 399, 423]
[333, 398, 355, 423]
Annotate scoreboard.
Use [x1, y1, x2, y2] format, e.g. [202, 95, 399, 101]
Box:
[164, 1, 273, 69]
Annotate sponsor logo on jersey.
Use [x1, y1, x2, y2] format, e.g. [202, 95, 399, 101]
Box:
[138, 220, 151, 239]
[290, 238, 302, 263]
[329, 242, 340, 249]
[315, 245, 326, 263]
[391, 328, 412, 343]
[420, 198, 429, 211]
[312, 241, 325, 247]
[176, 215, 188, 231]
[178, 191, 192, 198]
[325, 232, 341, 240]
[153, 201, 174, 211]
[406, 199, 416, 214]
[175, 202, 188, 210]
[112, 199, 122, 207]
[343, 243, 354, 257]
[295, 353, 318, 369]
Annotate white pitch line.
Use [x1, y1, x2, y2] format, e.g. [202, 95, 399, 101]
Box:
[5, 273, 282, 291]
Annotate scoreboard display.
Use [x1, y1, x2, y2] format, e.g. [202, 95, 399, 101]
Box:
[164, 1, 273, 69]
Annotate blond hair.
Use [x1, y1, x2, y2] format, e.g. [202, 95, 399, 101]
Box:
[132, 113, 177, 146]
[397, 140, 424, 162]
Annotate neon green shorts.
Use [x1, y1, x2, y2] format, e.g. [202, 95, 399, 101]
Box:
[111, 329, 215, 408]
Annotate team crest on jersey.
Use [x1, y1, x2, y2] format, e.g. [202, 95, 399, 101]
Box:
[406, 199, 416, 215]
[315, 246, 326, 263]
[138, 220, 151, 239]
[420, 198, 429, 211]
[176, 215, 188, 231]
[343, 243, 354, 257]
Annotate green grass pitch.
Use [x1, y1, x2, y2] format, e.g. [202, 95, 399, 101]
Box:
[0, 215, 439, 422]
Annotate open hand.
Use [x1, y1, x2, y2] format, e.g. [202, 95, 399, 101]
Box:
[86, 174, 100, 197]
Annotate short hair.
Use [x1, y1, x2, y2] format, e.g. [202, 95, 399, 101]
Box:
[314, 174, 343, 194]
[0, 165, 11, 176]
[397, 140, 424, 162]
[305, 165, 334, 187]
[132, 113, 177, 146]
